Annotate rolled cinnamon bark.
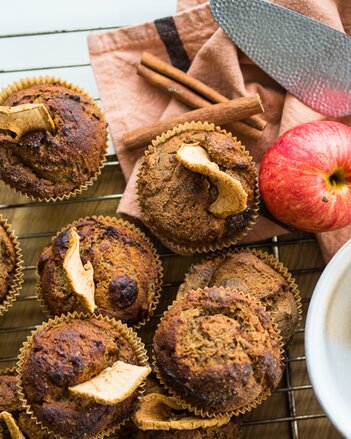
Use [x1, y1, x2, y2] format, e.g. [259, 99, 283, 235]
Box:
[140, 52, 267, 132]
[123, 95, 264, 150]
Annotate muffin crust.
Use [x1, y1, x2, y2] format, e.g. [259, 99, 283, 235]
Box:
[153, 287, 283, 415]
[0, 369, 49, 439]
[0, 224, 17, 305]
[38, 217, 161, 325]
[138, 129, 257, 251]
[118, 376, 241, 439]
[131, 421, 240, 439]
[178, 251, 299, 343]
[21, 318, 139, 439]
[0, 372, 21, 413]
[0, 83, 107, 199]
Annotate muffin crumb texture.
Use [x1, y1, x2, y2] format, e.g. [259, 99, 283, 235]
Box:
[154, 287, 283, 415]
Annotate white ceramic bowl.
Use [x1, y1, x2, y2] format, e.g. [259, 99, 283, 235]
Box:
[306, 238, 351, 439]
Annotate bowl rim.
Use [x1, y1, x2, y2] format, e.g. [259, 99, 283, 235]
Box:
[305, 238, 351, 438]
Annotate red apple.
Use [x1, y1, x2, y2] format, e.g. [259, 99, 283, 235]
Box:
[259, 121, 351, 233]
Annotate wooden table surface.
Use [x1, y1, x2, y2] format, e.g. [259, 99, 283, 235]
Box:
[0, 2, 343, 438]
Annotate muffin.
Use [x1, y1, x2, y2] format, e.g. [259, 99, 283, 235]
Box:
[130, 421, 240, 439]
[17, 314, 149, 439]
[0, 368, 49, 439]
[0, 369, 22, 413]
[0, 78, 107, 201]
[118, 377, 241, 439]
[0, 217, 23, 317]
[153, 287, 283, 416]
[117, 418, 240, 439]
[137, 122, 258, 254]
[37, 216, 162, 326]
[177, 249, 301, 344]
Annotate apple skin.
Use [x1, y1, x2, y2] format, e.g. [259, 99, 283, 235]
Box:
[259, 121, 351, 233]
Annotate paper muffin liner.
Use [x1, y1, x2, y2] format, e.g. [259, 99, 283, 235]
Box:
[136, 121, 260, 255]
[0, 76, 108, 203]
[177, 247, 302, 342]
[0, 366, 16, 377]
[36, 215, 163, 329]
[152, 286, 284, 418]
[0, 216, 24, 317]
[16, 312, 150, 439]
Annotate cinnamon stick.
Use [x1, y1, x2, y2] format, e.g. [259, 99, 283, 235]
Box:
[137, 64, 211, 109]
[141, 51, 226, 104]
[137, 65, 262, 141]
[123, 95, 264, 151]
[141, 51, 267, 132]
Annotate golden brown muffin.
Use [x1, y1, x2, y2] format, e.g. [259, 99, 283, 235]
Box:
[118, 377, 241, 439]
[130, 421, 240, 439]
[153, 287, 283, 416]
[0, 224, 17, 306]
[137, 125, 257, 253]
[0, 371, 21, 413]
[37, 217, 162, 325]
[178, 250, 300, 344]
[0, 369, 49, 439]
[0, 82, 107, 200]
[19, 317, 142, 439]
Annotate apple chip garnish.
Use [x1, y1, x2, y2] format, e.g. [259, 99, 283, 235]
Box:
[69, 360, 151, 405]
[176, 143, 247, 218]
[133, 393, 231, 431]
[0, 104, 56, 140]
[0, 412, 25, 439]
[63, 227, 96, 313]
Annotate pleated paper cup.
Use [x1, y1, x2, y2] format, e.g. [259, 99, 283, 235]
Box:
[0, 366, 16, 377]
[0, 76, 108, 202]
[136, 121, 259, 255]
[177, 247, 302, 344]
[0, 215, 24, 317]
[16, 312, 150, 439]
[153, 287, 284, 418]
[36, 215, 163, 328]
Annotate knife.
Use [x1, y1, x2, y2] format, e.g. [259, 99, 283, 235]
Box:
[210, 0, 351, 117]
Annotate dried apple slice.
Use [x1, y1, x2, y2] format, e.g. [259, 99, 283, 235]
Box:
[69, 360, 151, 405]
[176, 143, 247, 218]
[0, 104, 56, 139]
[63, 227, 96, 313]
[133, 393, 231, 431]
[0, 412, 25, 439]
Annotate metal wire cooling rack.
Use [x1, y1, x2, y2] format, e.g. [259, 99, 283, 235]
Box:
[0, 157, 341, 439]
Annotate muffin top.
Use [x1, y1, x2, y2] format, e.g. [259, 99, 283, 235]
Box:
[119, 377, 241, 439]
[153, 287, 283, 415]
[21, 317, 140, 439]
[0, 83, 107, 199]
[0, 370, 22, 413]
[137, 128, 257, 252]
[0, 224, 17, 305]
[38, 217, 161, 325]
[131, 420, 241, 439]
[178, 251, 299, 344]
[0, 369, 50, 439]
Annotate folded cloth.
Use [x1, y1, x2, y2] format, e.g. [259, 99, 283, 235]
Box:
[88, 0, 351, 261]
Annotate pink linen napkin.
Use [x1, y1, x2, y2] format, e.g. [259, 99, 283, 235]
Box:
[88, 0, 351, 261]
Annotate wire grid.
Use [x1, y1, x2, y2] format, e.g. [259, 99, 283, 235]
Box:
[0, 157, 338, 439]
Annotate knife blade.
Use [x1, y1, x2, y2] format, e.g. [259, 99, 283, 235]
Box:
[210, 0, 351, 117]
